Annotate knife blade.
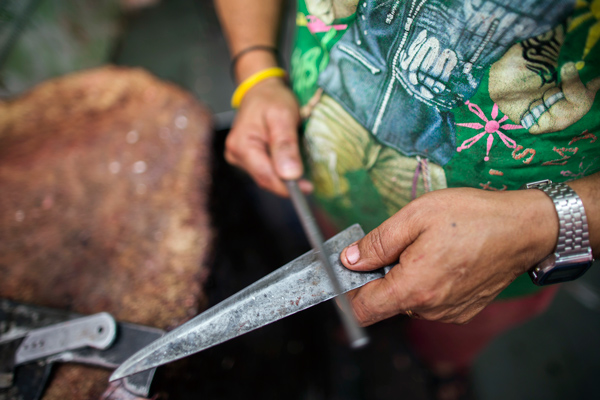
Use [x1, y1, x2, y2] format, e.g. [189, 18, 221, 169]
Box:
[285, 180, 368, 348]
[110, 224, 390, 381]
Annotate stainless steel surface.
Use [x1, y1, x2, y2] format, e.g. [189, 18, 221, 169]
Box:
[111, 224, 387, 381]
[15, 313, 116, 365]
[285, 180, 368, 348]
[527, 180, 591, 257]
[525, 180, 594, 284]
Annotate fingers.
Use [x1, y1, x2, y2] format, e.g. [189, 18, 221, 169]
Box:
[225, 122, 288, 196]
[346, 265, 408, 326]
[340, 206, 419, 271]
[224, 80, 303, 196]
[266, 106, 303, 181]
[348, 273, 490, 326]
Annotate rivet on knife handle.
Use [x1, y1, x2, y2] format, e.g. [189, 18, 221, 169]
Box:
[285, 180, 369, 348]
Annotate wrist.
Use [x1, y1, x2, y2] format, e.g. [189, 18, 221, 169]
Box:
[231, 67, 288, 108]
[524, 188, 560, 263]
[502, 188, 559, 276]
[233, 49, 279, 84]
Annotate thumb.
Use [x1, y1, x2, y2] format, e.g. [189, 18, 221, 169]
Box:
[340, 210, 418, 271]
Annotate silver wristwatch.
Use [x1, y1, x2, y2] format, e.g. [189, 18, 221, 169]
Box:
[522, 180, 594, 285]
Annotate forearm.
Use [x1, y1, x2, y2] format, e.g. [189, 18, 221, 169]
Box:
[568, 171, 600, 254]
[214, 0, 303, 195]
[214, 0, 284, 83]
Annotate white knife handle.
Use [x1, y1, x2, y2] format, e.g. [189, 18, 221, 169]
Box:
[15, 312, 116, 365]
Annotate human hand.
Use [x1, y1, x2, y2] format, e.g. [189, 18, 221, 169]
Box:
[339, 188, 559, 325]
[225, 77, 312, 196]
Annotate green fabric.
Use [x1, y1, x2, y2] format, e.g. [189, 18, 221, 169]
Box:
[293, 0, 600, 300]
[291, 1, 354, 106]
[446, 17, 600, 191]
[315, 169, 391, 234]
[303, 93, 448, 236]
[445, 75, 600, 192]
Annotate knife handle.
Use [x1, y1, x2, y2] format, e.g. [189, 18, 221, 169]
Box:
[15, 312, 116, 365]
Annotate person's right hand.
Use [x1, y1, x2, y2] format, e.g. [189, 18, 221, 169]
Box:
[225, 77, 311, 197]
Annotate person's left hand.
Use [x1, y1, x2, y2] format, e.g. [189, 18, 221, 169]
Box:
[339, 187, 559, 325]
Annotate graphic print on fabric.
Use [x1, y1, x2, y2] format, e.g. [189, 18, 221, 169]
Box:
[456, 101, 524, 162]
[446, 0, 600, 192]
[318, 0, 575, 165]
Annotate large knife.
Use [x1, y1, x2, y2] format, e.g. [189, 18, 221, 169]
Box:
[110, 224, 391, 381]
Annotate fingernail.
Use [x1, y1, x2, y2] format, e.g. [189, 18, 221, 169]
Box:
[278, 160, 301, 179]
[346, 244, 360, 265]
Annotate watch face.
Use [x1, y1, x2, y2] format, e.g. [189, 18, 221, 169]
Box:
[542, 262, 593, 285]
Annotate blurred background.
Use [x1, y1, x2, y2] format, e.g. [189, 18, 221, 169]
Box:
[1, 0, 599, 399]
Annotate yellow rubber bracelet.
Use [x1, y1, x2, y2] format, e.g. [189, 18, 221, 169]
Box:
[231, 67, 287, 109]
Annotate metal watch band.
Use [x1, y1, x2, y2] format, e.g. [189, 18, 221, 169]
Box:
[537, 182, 590, 257]
[521, 180, 593, 285]
[524, 180, 591, 259]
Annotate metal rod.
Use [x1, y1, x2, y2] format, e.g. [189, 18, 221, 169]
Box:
[285, 180, 369, 348]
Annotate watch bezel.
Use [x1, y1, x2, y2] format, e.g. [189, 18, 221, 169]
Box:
[529, 249, 594, 285]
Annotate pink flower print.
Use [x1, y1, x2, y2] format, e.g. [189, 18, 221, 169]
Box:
[456, 102, 524, 161]
[306, 15, 348, 33]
